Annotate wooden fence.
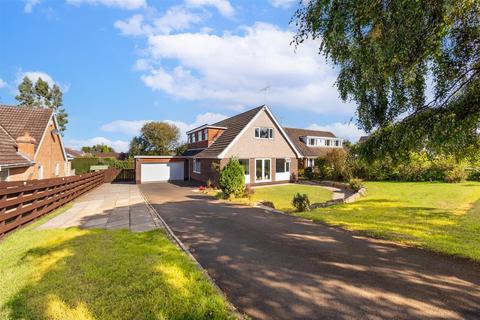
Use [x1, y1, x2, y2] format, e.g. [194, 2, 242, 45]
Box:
[0, 169, 116, 237]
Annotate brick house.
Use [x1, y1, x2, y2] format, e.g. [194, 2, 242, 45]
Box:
[0, 105, 70, 182]
[135, 105, 343, 185]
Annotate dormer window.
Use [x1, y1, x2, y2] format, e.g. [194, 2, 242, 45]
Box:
[255, 127, 273, 139]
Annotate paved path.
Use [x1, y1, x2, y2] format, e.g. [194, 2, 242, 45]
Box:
[39, 183, 158, 232]
[140, 182, 480, 320]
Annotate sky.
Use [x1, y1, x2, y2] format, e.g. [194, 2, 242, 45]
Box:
[0, 0, 365, 152]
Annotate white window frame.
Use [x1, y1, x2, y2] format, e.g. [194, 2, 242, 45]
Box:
[38, 165, 43, 180]
[254, 158, 271, 182]
[55, 163, 60, 176]
[254, 127, 273, 139]
[239, 159, 250, 184]
[275, 158, 291, 181]
[0, 168, 9, 182]
[307, 158, 315, 168]
[193, 159, 201, 174]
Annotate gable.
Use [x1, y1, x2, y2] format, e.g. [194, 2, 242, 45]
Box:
[35, 118, 68, 163]
[222, 109, 297, 158]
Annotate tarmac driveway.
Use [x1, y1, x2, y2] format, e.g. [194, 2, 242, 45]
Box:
[139, 182, 480, 320]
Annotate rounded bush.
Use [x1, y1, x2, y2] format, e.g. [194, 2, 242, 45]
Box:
[218, 158, 245, 198]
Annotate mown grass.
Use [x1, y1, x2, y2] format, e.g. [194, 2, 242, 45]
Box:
[295, 181, 480, 262]
[0, 207, 234, 320]
[251, 184, 332, 211]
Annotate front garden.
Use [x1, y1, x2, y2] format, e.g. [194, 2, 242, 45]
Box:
[296, 181, 480, 262]
[0, 206, 234, 320]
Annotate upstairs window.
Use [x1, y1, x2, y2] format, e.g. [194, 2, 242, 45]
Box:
[325, 139, 331, 146]
[309, 138, 315, 146]
[255, 127, 273, 139]
[202, 129, 207, 141]
[334, 140, 340, 147]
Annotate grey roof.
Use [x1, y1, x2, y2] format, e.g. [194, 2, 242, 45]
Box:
[284, 127, 337, 158]
[194, 106, 264, 158]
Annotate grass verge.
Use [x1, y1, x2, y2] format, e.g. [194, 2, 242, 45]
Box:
[295, 181, 480, 262]
[206, 184, 332, 212]
[0, 206, 234, 320]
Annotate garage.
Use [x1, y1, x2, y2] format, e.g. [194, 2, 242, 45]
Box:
[135, 156, 187, 183]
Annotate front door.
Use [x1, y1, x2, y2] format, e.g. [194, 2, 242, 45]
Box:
[255, 158, 271, 182]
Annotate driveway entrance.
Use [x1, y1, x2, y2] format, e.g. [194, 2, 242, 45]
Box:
[140, 182, 480, 320]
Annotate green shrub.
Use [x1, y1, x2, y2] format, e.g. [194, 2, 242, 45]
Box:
[304, 167, 314, 180]
[292, 193, 311, 212]
[218, 158, 245, 198]
[444, 166, 466, 183]
[348, 178, 364, 192]
[71, 157, 133, 174]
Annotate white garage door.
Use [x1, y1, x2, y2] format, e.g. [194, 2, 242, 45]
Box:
[141, 162, 184, 183]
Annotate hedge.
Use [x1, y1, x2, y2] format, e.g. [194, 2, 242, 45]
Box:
[71, 157, 134, 174]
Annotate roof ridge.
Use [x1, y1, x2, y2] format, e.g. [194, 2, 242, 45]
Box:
[0, 123, 16, 143]
[211, 105, 264, 126]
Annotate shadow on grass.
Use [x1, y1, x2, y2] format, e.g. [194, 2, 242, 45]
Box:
[6, 229, 231, 320]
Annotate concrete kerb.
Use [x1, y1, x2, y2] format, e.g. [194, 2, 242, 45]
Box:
[138, 188, 245, 319]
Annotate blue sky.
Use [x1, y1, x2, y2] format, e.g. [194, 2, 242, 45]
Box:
[0, 0, 364, 152]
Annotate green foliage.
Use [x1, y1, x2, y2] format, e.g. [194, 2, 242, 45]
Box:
[348, 178, 364, 192]
[71, 157, 133, 174]
[81, 144, 114, 154]
[292, 193, 311, 212]
[349, 150, 470, 183]
[15, 76, 68, 134]
[128, 122, 180, 156]
[293, 1, 480, 158]
[174, 143, 188, 156]
[218, 158, 245, 198]
[304, 166, 314, 179]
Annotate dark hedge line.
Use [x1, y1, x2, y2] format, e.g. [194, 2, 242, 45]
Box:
[71, 157, 134, 174]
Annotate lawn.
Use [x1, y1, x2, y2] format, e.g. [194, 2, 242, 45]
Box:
[295, 181, 480, 262]
[0, 206, 234, 320]
[251, 184, 332, 211]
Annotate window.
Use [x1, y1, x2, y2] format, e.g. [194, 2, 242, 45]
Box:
[0, 169, 9, 182]
[239, 159, 249, 175]
[38, 165, 43, 180]
[254, 127, 273, 139]
[335, 140, 340, 147]
[55, 163, 60, 176]
[202, 129, 207, 141]
[307, 158, 315, 168]
[275, 158, 290, 173]
[255, 158, 271, 181]
[188, 134, 192, 143]
[193, 159, 201, 174]
[325, 139, 331, 146]
[309, 138, 315, 146]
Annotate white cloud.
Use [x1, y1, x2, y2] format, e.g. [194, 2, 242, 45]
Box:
[114, 7, 203, 36]
[65, 137, 130, 153]
[24, 0, 41, 13]
[114, 14, 149, 36]
[16, 70, 69, 92]
[138, 22, 352, 115]
[101, 112, 228, 142]
[65, 0, 146, 10]
[0, 78, 7, 89]
[17, 71, 55, 87]
[185, 0, 234, 17]
[269, 0, 296, 9]
[101, 119, 149, 135]
[307, 122, 366, 142]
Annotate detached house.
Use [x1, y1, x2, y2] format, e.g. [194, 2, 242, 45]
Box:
[0, 105, 69, 182]
[135, 105, 343, 185]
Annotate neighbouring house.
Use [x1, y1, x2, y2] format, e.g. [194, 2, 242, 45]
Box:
[284, 128, 343, 168]
[358, 136, 369, 143]
[135, 105, 342, 185]
[65, 147, 84, 160]
[0, 105, 70, 182]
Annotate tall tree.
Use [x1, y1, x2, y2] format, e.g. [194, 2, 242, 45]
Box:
[15, 76, 69, 134]
[128, 122, 181, 156]
[293, 1, 480, 160]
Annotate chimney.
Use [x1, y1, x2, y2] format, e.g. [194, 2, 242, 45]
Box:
[16, 132, 36, 160]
